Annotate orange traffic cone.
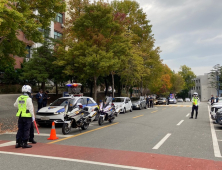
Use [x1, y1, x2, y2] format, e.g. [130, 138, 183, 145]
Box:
[47, 122, 59, 140]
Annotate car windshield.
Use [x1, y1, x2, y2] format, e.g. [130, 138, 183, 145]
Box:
[105, 97, 113, 104]
[113, 98, 124, 102]
[50, 98, 71, 106]
[131, 98, 140, 101]
[211, 107, 219, 112]
[158, 98, 165, 100]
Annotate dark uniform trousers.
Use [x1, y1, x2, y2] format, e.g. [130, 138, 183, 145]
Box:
[29, 122, 34, 141]
[16, 117, 32, 142]
[149, 100, 153, 108]
[191, 105, 198, 118]
[146, 99, 150, 108]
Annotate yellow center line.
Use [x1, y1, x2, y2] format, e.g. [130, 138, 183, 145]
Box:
[133, 115, 144, 119]
[48, 122, 119, 144]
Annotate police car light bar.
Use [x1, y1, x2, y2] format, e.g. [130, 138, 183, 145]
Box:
[66, 83, 82, 87]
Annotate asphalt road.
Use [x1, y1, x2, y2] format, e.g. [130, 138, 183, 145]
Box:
[1, 96, 222, 170]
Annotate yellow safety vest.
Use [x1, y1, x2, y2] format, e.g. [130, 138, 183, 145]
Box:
[16, 95, 32, 117]
[192, 97, 198, 106]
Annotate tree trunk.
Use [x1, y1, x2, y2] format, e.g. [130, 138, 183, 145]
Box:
[118, 80, 121, 97]
[90, 80, 93, 97]
[111, 72, 114, 98]
[81, 85, 84, 94]
[41, 82, 45, 91]
[55, 82, 58, 96]
[140, 80, 143, 96]
[93, 76, 97, 102]
[104, 77, 108, 96]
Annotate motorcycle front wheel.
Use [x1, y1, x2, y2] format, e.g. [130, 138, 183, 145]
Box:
[62, 123, 71, 135]
[109, 118, 113, 123]
[98, 117, 104, 126]
[81, 122, 89, 130]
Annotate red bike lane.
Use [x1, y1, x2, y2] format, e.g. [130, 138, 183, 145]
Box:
[0, 140, 222, 170]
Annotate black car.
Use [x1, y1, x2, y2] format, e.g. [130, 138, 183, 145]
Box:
[131, 97, 147, 110]
[156, 97, 167, 105]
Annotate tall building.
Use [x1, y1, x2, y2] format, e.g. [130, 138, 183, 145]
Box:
[190, 73, 218, 101]
[14, 12, 65, 69]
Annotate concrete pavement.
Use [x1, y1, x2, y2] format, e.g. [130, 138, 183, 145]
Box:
[1, 99, 222, 169]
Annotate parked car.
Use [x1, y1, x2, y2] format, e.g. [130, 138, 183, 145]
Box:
[156, 97, 167, 105]
[36, 96, 99, 125]
[177, 98, 183, 102]
[185, 98, 190, 102]
[169, 98, 177, 104]
[210, 104, 222, 120]
[113, 97, 132, 113]
[131, 97, 147, 109]
[215, 108, 222, 125]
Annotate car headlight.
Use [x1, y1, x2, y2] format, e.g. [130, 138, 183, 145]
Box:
[54, 112, 64, 115]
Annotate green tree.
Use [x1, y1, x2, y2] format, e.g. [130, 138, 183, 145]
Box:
[56, 1, 130, 101]
[0, 0, 66, 66]
[170, 72, 185, 94]
[21, 39, 67, 92]
[178, 65, 196, 90]
[178, 65, 196, 98]
[111, 0, 162, 94]
[208, 64, 222, 96]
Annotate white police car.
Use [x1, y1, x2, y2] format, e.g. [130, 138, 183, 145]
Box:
[36, 96, 99, 125]
[36, 83, 99, 125]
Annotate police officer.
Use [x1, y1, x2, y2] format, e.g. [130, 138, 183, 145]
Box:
[146, 96, 150, 108]
[14, 85, 35, 148]
[190, 92, 199, 119]
[149, 95, 153, 108]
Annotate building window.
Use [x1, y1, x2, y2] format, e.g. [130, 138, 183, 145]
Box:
[38, 28, 50, 38]
[54, 31, 62, 39]
[26, 46, 31, 58]
[56, 13, 63, 24]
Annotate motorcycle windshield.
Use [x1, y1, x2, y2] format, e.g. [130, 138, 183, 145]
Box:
[100, 102, 111, 112]
[68, 99, 77, 112]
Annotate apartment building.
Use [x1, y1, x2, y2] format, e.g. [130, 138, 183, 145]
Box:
[14, 13, 65, 69]
[190, 73, 217, 102]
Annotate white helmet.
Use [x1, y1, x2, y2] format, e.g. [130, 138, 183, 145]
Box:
[193, 92, 198, 96]
[22, 85, 32, 93]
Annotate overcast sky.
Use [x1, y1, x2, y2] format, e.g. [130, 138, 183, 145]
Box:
[131, 0, 222, 75]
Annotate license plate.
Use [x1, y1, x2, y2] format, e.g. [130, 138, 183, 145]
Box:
[41, 116, 50, 120]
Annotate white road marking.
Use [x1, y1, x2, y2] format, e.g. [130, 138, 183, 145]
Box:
[152, 133, 171, 150]
[177, 120, 184, 126]
[3, 132, 73, 138]
[0, 141, 15, 147]
[0, 151, 154, 170]
[186, 113, 190, 117]
[208, 105, 222, 158]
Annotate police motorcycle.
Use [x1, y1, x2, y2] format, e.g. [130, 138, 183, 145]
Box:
[62, 98, 97, 134]
[98, 99, 119, 126]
